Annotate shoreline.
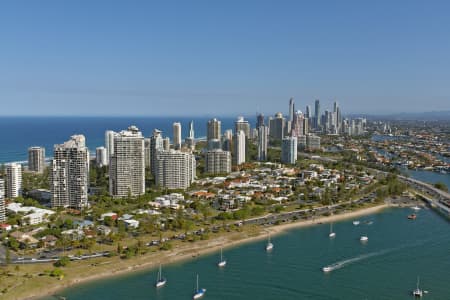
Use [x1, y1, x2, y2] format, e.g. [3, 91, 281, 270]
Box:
[24, 203, 388, 300]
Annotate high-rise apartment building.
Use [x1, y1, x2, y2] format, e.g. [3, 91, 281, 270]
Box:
[305, 105, 311, 119]
[51, 135, 89, 209]
[314, 99, 321, 129]
[221, 130, 232, 152]
[289, 97, 295, 122]
[234, 116, 250, 138]
[306, 134, 321, 151]
[28, 146, 46, 173]
[155, 150, 196, 189]
[163, 137, 170, 151]
[144, 138, 151, 168]
[257, 125, 269, 161]
[291, 111, 304, 137]
[207, 118, 221, 142]
[150, 129, 164, 176]
[0, 179, 5, 223]
[109, 126, 145, 198]
[173, 122, 182, 150]
[205, 149, 231, 175]
[256, 113, 265, 129]
[105, 130, 117, 163]
[281, 136, 297, 164]
[269, 112, 285, 140]
[6, 163, 22, 199]
[96, 146, 108, 167]
[233, 130, 246, 165]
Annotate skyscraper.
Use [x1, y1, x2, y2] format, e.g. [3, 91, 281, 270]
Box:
[109, 126, 145, 198]
[144, 138, 151, 168]
[28, 146, 46, 173]
[305, 105, 311, 119]
[163, 137, 170, 151]
[269, 112, 285, 140]
[281, 136, 297, 164]
[185, 120, 196, 150]
[221, 129, 232, 152]
[205, 149, 231, 175]
[289, 97, 295, 122]
[155, 150, 196, 189]
[150, 129, 164, 176]
[257, 125, 269, 161]
[291, 111, 304, 137]
[51, 135, 89, 209]
[207, 118, 221, 141]
[173, 122, 182, 150]
[256, 113, 265, 129]
[314, 99, 321, 129]
[96, 146, 108, 167]
[306, 134, 321, 151]
[105, 130, 117, 163]
[6, 163, 22, 199]
[0, 179, 5, 223]
[235, 116, 250, 138]
[234, 130, 246, 165]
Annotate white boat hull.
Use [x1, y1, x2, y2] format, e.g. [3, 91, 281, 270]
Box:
[218, 260, 226, 267]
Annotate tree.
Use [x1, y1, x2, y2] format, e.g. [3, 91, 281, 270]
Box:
[54, 256, 70, 267]
[434, 182, 448, 192]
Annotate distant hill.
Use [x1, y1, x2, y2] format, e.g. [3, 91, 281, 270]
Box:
[347, 111, 450, 121]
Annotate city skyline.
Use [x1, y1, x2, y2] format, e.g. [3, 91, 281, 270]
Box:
[1, 1, 450, 116]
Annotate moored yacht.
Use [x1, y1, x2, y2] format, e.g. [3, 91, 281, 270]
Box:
[155, 264, 167, 288]
[266, 234, 274, 251]
[193, 274, 206, 299]
[217, 247, 226, 267]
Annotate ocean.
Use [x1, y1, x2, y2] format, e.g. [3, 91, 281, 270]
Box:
[42, 207, 449, 300]
[0, 116, 239, 164]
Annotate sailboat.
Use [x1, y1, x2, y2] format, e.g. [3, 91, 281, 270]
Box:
[266, 234, 274, 251]
[217, 247, 226, 267]
[193, 274, 206, 299]
[155, 264, 167, 288]
[412, 276, 423, 297]
[329, 223, 336, 238]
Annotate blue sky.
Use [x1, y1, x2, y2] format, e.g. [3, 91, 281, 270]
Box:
[1, 0, 449, 116]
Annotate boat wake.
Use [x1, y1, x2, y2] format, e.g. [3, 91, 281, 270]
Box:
[322, 249, 393, 273]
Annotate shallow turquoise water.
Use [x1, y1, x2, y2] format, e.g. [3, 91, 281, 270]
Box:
[43, 207, 450, 300]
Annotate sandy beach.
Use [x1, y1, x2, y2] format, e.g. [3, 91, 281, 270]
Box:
[17, 203, 388, 300]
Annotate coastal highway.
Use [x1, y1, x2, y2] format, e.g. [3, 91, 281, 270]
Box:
[242, 192, 377, 226]
[8, 251, 110, 265]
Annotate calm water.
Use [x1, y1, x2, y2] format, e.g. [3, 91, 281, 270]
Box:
[0, 116, 239, 164]
[43, 208, 449, 300]
[404, 169, 450, 190]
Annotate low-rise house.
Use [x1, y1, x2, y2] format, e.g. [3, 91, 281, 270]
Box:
[99, 212, 118, 221]
[9, 231, 39, 248]
[97, 225, 112, 236]
[0, 223, 12, 231]
[41, 235, 58, 248]
[7, 203, 55, 225]
[61, 229, 85, 241]
[123, 219, 139, 229]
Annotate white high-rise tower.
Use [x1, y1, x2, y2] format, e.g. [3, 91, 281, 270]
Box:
[28, 146, 46, 173]
[173, 122, 182, 150]
[234, 130, 246, 165]
[51, 135, 89, 209]
[6, 163, 22, 199]
[109, 126, 145, 198]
